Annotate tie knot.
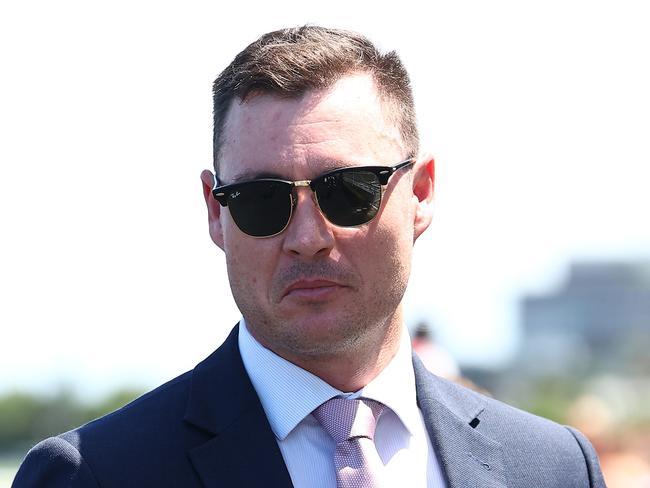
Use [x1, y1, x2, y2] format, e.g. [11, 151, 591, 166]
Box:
[313, 398, 385, 444]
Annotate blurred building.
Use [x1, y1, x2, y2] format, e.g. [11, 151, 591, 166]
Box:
[461, 260, 650, 487]
[517, 260, 650, 377]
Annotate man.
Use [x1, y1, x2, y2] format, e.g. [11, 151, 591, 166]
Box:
[14, 26, 606, 487]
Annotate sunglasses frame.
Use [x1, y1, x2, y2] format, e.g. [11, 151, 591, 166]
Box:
[212, 158, 414, 238]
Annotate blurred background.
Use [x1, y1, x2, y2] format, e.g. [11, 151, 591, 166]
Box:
[1, 1, 648, 486]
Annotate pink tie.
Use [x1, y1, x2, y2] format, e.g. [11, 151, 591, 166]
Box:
[313, 397, 386, 488]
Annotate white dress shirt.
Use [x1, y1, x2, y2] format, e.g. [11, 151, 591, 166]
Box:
[238, 319, 448, 487]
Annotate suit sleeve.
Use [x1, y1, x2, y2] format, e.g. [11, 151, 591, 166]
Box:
[564, 426, 608, 488]
[12, 437, 100, 488]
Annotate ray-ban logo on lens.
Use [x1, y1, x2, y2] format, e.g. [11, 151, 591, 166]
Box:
[230, 191, 240, 199]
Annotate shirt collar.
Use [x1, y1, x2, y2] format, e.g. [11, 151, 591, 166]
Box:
[238, 319, 419, 440]
[355, 324, 421, 437]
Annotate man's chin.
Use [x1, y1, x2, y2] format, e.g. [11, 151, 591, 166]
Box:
[270, 323, 365, 359]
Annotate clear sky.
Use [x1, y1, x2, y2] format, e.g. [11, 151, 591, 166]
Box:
[1, 0, 648, 399]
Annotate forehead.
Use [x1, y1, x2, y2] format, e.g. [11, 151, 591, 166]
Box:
[219, 74, 404, 180]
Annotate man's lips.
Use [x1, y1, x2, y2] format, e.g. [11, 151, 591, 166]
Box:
[282, 279, 346, 299]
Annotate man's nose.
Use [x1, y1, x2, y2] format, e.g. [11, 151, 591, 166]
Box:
[281, 188, 335, 258]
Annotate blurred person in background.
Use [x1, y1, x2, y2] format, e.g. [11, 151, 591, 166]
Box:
[411, 322, 460, 381]
[14, 26, 606, 487]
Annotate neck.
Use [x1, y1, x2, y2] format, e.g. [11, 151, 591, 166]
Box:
[283, 312, 404, 393]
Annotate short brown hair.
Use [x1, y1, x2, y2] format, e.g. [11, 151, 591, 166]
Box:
[212, 25, 419, 172]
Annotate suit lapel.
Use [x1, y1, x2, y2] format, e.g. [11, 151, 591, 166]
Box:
[184, 325, 293, 488]
[413, 356, 507, 488]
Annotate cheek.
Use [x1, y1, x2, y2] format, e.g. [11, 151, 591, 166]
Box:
[224, 233, 275, 292]
[367, 212, 413, 282]
[343, 222, 410, 282]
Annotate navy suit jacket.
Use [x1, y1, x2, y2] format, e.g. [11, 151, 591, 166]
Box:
[14, 325, 606, 487]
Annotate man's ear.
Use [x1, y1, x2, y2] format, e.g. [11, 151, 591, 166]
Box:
[201, 169, 225, 250]
[412, 152, 435, 242]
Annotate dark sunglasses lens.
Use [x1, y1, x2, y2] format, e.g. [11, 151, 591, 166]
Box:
[227, 181, 292, 237]
[315, 169, 381, 226]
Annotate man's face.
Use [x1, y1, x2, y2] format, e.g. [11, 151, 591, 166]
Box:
[203, 74, 433, 366]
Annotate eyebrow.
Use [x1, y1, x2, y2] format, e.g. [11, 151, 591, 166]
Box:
[228, 170, 285, 183]
[226, 158, 354, 184]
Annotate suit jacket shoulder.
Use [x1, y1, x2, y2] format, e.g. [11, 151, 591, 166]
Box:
[413, 357, 607, 487]
[13, 326, 292, 488]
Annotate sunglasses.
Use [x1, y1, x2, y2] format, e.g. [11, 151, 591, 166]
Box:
[211, 158, 414, 237]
